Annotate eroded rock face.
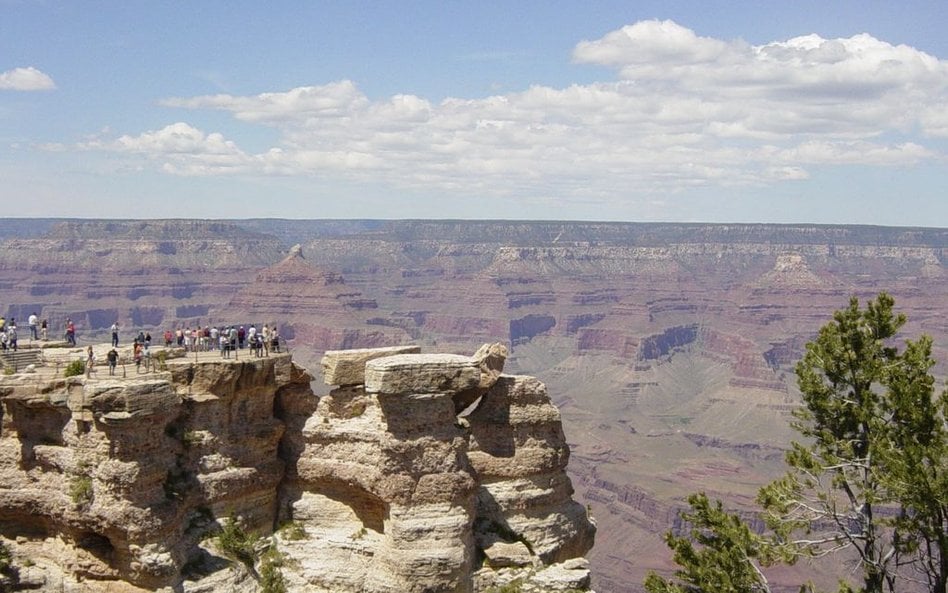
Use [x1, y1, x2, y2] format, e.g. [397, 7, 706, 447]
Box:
[0, 343, 594, 592]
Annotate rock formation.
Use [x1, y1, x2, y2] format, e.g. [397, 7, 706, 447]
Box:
[0, 343, 595, 592]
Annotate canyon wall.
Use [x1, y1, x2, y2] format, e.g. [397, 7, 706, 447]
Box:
[0, 219, 945, 592]
[0, 343, 594, 592]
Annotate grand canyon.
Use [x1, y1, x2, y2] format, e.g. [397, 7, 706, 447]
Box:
[1, 218, 946, 592]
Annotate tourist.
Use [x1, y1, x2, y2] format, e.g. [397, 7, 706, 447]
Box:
[40, 319, 47, 340]
[163, 329, 173, 347]
[219, 332, 229, 358]
[210, 326, 219, 350]
[28, 312, 38, 341]
[133, 342, 143, 372]
[85, 346, 95, 378]
[111, 322, 119, 347]
[7, 323, 16, 351]
[238, 326, 246, 349]
[106, 348, 118, 376]
[65, 318, 76, 346]
[271, 326, 280, 353]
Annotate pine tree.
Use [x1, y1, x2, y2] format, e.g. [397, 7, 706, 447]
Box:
[646, 293, 948, 593]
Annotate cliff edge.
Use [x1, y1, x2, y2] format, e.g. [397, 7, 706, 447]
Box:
[0, 343, 594, 592]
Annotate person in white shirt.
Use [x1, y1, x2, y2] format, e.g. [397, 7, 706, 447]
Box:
[28, 313, 38, 341]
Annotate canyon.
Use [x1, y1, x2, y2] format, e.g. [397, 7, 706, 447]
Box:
[0, 218, 946, 592]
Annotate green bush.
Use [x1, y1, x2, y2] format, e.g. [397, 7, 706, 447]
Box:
[277, 520, 307, 541]
[259, 547, 287, 593]
[155, 350, 168, 370]
[182, 430, 204, 447]
[484, 580, 524, 593]
[0, 541, 10, 574]
[69, 475, 93, 508]
[63, 359, 85, 377]
[216, 516, 258, 570]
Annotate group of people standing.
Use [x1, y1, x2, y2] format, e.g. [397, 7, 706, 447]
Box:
[0, 313, 51, 351]
[159, 324, 281, 358]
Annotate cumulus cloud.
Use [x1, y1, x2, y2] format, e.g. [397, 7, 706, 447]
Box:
[0, 66, 56, 91]
[79, 123, 251, 175]
[81, 21, 948, 197]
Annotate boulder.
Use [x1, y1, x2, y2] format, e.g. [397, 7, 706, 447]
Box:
[364, 353, 479, 395]
[321, 345, 421, 386]
[454, 342, 508, 413]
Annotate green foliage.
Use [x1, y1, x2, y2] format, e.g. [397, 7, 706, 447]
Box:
[484, 579, 524, 593]
[643, 493, 780, 593]
[259, 547, 287, 593]
[647, 293, 948, 593]
[182, 430, 204, 446]
[277, 520, 307, 541]
[0, 541, 10, 574]
[63, 359, 85, 377]
[155, 349, 168, 370]
[69, 475, 93, 508]
[216, 515, 258, 570]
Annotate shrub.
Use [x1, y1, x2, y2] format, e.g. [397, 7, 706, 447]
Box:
[155, 350, 168, 370]
[216, 516, 258, 570]
[484, 580, 524, 593]
[64, 360, 85, 378]
[69, 475, 93, 508]
[259, 547, 287, 593]
[277, 520, 307, 541]
[182, 430, 204, 447]
[0, 541, 10, 573]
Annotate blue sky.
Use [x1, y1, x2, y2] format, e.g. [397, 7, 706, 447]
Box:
[2, 1, 947, 225]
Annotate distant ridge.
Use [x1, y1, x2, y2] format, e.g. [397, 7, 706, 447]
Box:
[2, 218, 945, 248]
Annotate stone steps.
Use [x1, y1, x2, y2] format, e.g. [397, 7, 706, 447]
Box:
[0, 348, 43, 372]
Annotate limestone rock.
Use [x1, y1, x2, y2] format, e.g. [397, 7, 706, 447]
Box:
[365, 353, 479, 395]
[0, 344, 594, 592]
[322, 344, 421, 386]
[482, 539, 534, 568]
[454, 342, 508, 413]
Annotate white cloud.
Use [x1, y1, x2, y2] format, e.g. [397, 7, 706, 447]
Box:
[0, 66, 56, 91]
[80, 122, 251, 175]
[80, 21, 948, 198]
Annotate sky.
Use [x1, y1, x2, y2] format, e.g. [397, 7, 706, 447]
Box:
[1, 1, 947, 226]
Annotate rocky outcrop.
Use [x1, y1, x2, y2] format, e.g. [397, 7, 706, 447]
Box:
[0, 343, 594, 592]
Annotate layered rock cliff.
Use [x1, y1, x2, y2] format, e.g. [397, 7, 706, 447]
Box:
[0, 343, 594, 592]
